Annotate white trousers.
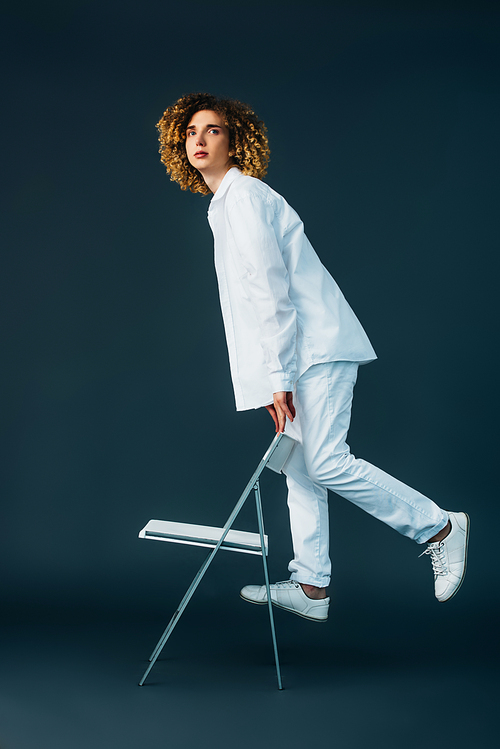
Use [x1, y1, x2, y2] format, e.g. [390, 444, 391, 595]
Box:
[283, 362, 449, 587]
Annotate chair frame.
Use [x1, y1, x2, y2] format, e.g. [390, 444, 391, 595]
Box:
[138, 432, 296, 690]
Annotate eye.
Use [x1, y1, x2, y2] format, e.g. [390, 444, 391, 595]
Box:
[209, 128, 220, 134]
[187, 130, 195, 136]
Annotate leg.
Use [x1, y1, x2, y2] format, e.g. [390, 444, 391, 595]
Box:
[293, 362, 449, 548]
[282, 439, 331, 588]
[288, 361, 468, 601]
[239, 405, 332, 619]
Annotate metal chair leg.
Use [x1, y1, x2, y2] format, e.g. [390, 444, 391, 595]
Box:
[254, 480, 283, 690]
[139, 548, 216, 685]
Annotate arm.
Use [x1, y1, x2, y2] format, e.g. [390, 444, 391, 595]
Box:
[227, 193, 298, 395]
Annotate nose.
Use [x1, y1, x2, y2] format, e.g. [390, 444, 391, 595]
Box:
[196, 133, 206, 147]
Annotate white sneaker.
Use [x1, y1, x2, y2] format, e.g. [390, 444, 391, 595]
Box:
[240, 580, 330, 622]
[420, 511, 470, 602]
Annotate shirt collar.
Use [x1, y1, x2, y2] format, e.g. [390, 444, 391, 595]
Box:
[209, 167, 242, 205]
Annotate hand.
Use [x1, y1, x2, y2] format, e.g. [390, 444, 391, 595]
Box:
[265, 391, 296, 433]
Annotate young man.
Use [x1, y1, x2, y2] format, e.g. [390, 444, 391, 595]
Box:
[156, 93, 469, 621]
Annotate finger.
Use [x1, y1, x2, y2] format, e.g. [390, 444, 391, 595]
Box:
[265, 404, 279, 432]
[273, 401, 283, 432]
[273, 411, 280, 433]
[273, 393, 293, 429]
[280, 399, 294, 423]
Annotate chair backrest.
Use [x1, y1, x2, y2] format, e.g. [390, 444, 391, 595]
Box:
[265, 433, 296, 474]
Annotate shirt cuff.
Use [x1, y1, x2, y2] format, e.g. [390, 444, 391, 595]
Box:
[269, 373, 295, 393]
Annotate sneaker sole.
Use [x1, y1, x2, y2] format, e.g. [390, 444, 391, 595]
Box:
[239, 592, 328, 622]
[439, 511, 470, 603]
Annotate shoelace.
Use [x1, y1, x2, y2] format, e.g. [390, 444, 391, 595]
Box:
[273, 580, 300, 589]
[419, 541, 447, 576]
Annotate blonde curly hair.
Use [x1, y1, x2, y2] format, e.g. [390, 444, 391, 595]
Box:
[156, 93, 270, 195]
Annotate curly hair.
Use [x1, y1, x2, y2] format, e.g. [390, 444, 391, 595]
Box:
[156, 93, 270, 195]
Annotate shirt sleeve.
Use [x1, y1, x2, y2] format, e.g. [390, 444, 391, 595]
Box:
[227, 192, 297, 393]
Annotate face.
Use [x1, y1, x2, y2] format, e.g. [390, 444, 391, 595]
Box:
[185, 109, 232, 175]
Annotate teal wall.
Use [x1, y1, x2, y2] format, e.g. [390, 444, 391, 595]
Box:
[1, 0, 497, 621]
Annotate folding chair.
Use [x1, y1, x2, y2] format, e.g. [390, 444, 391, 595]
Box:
[137, 432, 296, 690]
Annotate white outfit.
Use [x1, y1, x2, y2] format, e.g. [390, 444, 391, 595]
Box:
[207, 168, 448, 586]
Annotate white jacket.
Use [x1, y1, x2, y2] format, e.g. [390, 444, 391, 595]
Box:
[207, 167, 376, 411]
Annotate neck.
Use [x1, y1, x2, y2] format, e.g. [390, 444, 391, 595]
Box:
[201, 162, 235, 194]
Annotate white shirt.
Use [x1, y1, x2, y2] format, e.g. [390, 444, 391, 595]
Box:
[207, 167, 376, 411]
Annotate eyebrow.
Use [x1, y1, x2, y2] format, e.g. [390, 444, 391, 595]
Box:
[186, 123, 223, 130]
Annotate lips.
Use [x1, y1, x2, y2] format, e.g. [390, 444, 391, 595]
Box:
[195, 151, 208, 157]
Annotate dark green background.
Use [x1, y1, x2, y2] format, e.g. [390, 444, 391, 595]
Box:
[1, 1, 498, 747]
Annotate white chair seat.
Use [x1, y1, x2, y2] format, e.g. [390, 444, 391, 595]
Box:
[139, 519, 267, 556]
